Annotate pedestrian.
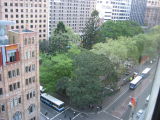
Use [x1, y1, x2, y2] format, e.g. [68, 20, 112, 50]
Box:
[45, 112, 48, 116]
[91, 104, 94, 109]
[99, 106, 102, 110]
[96, 106, 99, 111]
[73, 111, 76, 116]
[69, 116, 72, 120]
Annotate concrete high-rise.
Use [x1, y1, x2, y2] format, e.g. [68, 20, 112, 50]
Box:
[49, 0, 96, 34]
[144, 0, 160, 27]
[0, 20, 40, 120]
[0, 0, 49, 41]
[96, 0, 132, 22]
[129, 0, 147, 25]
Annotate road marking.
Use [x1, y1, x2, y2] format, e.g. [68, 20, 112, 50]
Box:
[104, 88, 128, 111]
[104, 111, 123, 120]
[50, 107, 70, 120]
[72, 113, 81, 120]
[40, 112, 50, 120]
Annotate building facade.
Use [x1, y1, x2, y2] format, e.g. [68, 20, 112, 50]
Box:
[0, 21, 40, 120]
[144, 0, 160, 27]
[49, 0, 96, 34]
[129, 0, 147, 26]
[96, 0, 132, 22]
[0, 0, 49, 41]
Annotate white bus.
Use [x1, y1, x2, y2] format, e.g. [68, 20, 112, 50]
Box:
[141, 68, 151, 78]
[129, 76, 143, 89]
[40, 93, 64, 112]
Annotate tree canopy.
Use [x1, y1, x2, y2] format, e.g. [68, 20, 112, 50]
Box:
[66, 50, 117, 107]
[100, 20, 143, 39]
[81, 10, 105, 49]
[48, 22, 81, 54]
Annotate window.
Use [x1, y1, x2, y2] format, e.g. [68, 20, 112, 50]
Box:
[9, 85, 13, 91]
[17, 69, 20, 76]
[12, 70, 16, 77]
[32, 64, 35, 71]
[8, 71, 12, 78]
[13, 83, 16, 90]
[18, 97, 21, 104]
[27, 93, 29, 100]
[15, 3, 18, 6]
[12, 112, 22, 120]
[30, 92, 32, 98]
[28, 104, 35, 114]
[5, 14, 8, 18]
[33, 91, 35, 97]
[5, 9, 8, 12]
[29, 65, 31, 72]
[24, 38, 27, 45]
[4, 2, 7, 6]
[17, 82, 20, 88]
[1, 104, 5, 112]
[32, 51, 35, 57]
[7, 51, 16, 62]
[28, 38, 31, 44]
[26, 79, 28, 85]
[29, 77, 32, 83]
[32, 37, 34, 44]
[0, 88, 3, 95]
[25, 66, 28, 73]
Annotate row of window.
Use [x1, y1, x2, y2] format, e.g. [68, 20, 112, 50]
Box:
[9, 82, 20, 92]
[5, 9, 47, 13]
[25, 64, 36, 73]
[26, 91, 36, 100]
[8, 69, 20, 78]
[5, 14, 47, 19]
[10, 25, 46, 30]
[24, 37, 35, 46]
[39, 34, 46, 38]
[26, 76, 35, 85]
[10, 96, 21, 109]
[4, 2, 47, 7]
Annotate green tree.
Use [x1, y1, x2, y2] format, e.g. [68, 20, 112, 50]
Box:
[54, 21, 67, 34]
[100, 20, 143, 39]
[40, 53, 73, 94]
[49, 22, 81, 54]
[81, 10, 105, 49]
[66, 51, 117, 107]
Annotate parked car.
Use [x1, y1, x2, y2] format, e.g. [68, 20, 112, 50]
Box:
[136, 109, 144, 118]
[145, 95, 150, 104]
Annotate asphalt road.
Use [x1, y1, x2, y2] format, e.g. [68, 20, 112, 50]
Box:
[103, 62, 157, 120]
[40, 62, 157, 120]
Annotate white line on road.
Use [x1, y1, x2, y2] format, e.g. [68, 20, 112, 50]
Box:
[104, 111, 123, 120]
[50, 107, 70, 120]
[104, 88, 129, 111]
[40, 112, 50, 120]
[72, 113, 81, 120]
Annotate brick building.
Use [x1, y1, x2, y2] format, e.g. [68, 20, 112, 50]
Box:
[0, 21, 40, 120]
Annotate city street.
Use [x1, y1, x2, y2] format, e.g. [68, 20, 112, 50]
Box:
[40, 61, 157, 120]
